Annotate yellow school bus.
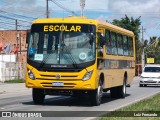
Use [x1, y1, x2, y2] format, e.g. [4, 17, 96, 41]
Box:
[26, 16, 135, 106]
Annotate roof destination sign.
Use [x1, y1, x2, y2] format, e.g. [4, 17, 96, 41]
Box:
[31, 24, 96, 33]
[44, 25, 81, 32]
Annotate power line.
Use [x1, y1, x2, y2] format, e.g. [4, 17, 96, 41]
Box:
[1, 0, 46, 16]
[0, 17, 31, 30]
[0, 10, 37, 20]
[50, 0, 78, 16]
[144, 31, 151, 38]
[0, 15, 16, 20]
[0, 21, 16, 26]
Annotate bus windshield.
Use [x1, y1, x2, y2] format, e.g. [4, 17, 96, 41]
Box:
[28, 24, 96, 68]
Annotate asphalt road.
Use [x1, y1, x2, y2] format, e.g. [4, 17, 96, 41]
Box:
[0, 77, 159, 120]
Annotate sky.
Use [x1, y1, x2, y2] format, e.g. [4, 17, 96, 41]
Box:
[0, 0, 160, 41]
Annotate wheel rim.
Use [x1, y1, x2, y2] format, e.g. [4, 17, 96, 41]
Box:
[123, 82, 126, 94]
[97, 83, 103, 103]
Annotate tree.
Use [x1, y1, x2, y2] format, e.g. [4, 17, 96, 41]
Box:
[112, 15, 142, 64]
[149, 36, 157, 45]
[145, 37, 160, 64]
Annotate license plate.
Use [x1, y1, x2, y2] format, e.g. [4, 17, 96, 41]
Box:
[52, 82, 64, 86]
[148, 80, 153, 82]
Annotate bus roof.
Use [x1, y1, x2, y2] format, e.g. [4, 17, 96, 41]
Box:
[32, 16, 134, 36]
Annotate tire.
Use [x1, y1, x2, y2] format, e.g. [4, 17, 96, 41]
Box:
[32, 88, 45, 104]
[126, 84, 131, 87]
[117, 80, 126, 98]
[139, 84, 143, 87]
[89, 80, 103, 106]
[110, 78, 126, 98]
[110, 87, 117, 98]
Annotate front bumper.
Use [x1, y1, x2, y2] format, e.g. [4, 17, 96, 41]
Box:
[139, 78, 160, 85]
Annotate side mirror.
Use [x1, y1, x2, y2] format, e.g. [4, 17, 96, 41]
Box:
[26, 30, 30, 44]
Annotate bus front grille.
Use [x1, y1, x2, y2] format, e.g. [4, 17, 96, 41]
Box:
[40, 74, 78, 78]
[38, 74, 79, 80]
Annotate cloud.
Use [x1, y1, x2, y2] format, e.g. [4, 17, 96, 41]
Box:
[46, 0, 109, 13]
[108, 0, 160, 17]
[0, 0, 159, 38]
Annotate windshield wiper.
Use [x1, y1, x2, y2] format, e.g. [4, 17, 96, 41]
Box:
[38, 50, 54, 69]
[61, 45, 79, 69]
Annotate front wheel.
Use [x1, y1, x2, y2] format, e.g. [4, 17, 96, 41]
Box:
[89, 81, 103, 106]
[32, 88, 45, 104]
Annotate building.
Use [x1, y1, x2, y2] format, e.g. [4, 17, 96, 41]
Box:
[0, 30, 28, 63]
[0, 30, 28, 81]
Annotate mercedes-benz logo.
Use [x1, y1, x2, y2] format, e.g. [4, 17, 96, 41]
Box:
[56, 74, 61, 79]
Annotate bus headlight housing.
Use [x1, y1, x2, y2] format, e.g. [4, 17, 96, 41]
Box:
[28, 69, 35, 80]
[82, 70, 93, 81]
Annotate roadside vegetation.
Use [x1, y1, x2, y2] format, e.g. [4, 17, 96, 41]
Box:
[4, 79, 25, 83]
[112, 15, 160, 64]
[100, 93, 160, 120]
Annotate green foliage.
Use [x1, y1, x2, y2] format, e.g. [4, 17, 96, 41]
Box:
[112, 15, 141, 41]
[112, 15, 142, 63]
[145, 37, 160, 64]
[100, 94, 160, 120]
[4, 79, 25, 83]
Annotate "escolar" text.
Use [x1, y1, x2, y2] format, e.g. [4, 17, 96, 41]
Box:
[44, 25, 81, 32]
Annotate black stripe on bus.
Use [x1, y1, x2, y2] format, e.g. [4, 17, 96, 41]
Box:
[98, 59, 135, 70]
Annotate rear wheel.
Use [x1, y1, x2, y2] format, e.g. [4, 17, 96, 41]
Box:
[118, 79, 126, 98]
[110, 77, 126, 98]
[89, 80, 103, 106]
[32, 88, 45, 104]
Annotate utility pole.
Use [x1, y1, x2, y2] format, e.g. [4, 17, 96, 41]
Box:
[80, 0, 85, 16]
[141, 26, 146, 68]
[15, 19, 18, 61]
[15, 19, 19, 79]
[46, 0, 49, 18]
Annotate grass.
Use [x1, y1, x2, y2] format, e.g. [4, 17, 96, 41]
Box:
[100, 93, 160, 120]
[4, 79, 25, 83]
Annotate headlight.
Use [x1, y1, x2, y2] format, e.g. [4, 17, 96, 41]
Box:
[82, 70, 93, 81]
[28, 69, 35, 80]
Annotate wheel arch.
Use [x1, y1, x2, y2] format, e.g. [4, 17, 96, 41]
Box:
[124, 71, 128, 83]
[99, 72, 104, 85]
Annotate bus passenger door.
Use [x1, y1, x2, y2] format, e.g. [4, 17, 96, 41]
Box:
[97, 29, 105, 86]
[97, 29, 105, 58]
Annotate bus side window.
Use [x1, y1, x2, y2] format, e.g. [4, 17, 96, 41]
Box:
[128, 37, 133, 56]
[105, 30, 112, 54]
[117, 34, 123, 55]
[123, 35, 129, 56]
[111, 32, 117, 55]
